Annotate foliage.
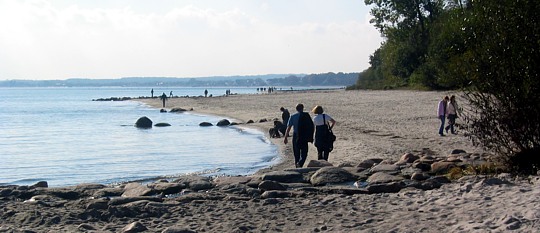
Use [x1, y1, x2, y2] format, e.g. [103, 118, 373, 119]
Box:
[461, 0, 540, 175]
[354, 0, 540, 174]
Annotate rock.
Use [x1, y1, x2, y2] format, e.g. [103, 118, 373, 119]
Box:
[357, 158, 383, 170]
[46, 189, 80, 200]
[122, 183, 154, 197]
[213, 176, 252, 187]
[93, 187, 124, 198]
[306, 160, 334, 168]
[412, 161, 432, 171]
[78, 224, 97, 231]
[431, 161, 457, 174]
[121, 221, 147, 233]
[400, 167, 422, 178]
[174, 176, 213, 191]
[310, 167, 356, 186]
[262, 171, 306, 183]
[258, 118, 268, 123]
[160, 109, 167, 113]
[162, 227, 197, 233]
[189, 181, 214, 191]
[370, 164, 399, 173]
[170, 107, 188, 113]
[86, 198, 109, 210]
[135, 116, 152, 128]
[148, 182, 185, 195]
[108, 196, 163, 205]
[258, 180, 286, 191]
[246, 120, 254, 124]
[450, 149, 467, 155]
[199, 122, 213, 127]
[367, 172, 404, 184]
[261, 190, 302, 199]
[395, 153, 419, 165]
[154, 123, 171, 127]
[366, 182, 404, 193]
[411, 172, 429, 181]
[216, 119, 231, 126]
[30, 181, 48, 188]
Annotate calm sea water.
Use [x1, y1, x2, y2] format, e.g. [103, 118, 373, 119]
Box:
[0, 87, 279, 187]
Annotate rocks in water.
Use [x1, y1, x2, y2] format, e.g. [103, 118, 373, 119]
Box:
[246, 120, 254, 124]
[216, 119, 231, 126]
[135, 116, 152, 128]
[154, 123, 171, 127]
[160, 109, 167, 113]
[170, 107, 188, 113]
[199, 122, 213, 127]
[30, 181, 48, 188]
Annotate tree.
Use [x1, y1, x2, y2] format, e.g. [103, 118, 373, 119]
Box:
[460, 0, 540, 174]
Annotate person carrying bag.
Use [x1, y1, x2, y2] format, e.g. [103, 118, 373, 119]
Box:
[312, 105, 337, 161]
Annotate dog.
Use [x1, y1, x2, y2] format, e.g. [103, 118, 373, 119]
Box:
[269, 120, 287, 138]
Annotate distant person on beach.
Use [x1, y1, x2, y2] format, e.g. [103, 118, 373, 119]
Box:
[280, 107, 290, 126]
[204, 89, 208, 97]
[312, 105, 336, 161]
[160, 92, 167, 107]
[437, 96, 449, 136]
[284, 103, 314, 168]
[151, 88, 154, 98]
[170, 91, 173, 97]
[445, 95, 459, 134]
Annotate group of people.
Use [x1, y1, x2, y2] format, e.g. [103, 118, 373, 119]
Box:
[437, 95, 459, 136]
[281, 104, 337, 168]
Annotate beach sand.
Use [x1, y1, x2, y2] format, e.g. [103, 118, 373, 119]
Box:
[1, 89, 539, 232]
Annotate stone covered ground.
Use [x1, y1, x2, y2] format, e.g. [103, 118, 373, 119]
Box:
[2, 150, 540, 232]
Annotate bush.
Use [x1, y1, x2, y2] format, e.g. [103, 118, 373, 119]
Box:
[461, 0, 540, 175]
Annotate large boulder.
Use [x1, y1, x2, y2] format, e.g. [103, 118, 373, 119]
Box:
[135, 116, 153, 128]
[310, 167, 356, 186]
[199, 122, 213, 127]
[216, 119, 231, 126]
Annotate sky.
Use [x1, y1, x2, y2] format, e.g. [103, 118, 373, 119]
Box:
[0, 0, 383, 80]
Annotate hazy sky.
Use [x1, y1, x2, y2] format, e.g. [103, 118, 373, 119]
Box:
[0, 0, 383, 80]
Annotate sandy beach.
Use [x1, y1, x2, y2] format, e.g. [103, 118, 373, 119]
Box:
[1, 89, 539, 232]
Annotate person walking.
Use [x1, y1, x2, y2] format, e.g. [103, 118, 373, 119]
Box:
[445, 95, 459, 134]
[312, 106, 336, 161]
[437, 96, 449, 136]
[160, 92, 168, 108]
[284, 104, 314, 168]
[204, 89, 208, 97]
[151, 88, 154, 98]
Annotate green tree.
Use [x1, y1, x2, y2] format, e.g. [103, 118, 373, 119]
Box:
[460, 0, 540, 174]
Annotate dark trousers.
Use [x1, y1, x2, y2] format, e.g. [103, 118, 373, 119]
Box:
[292, 134, 309, 168]
[446, 114, 456, 134]
[317, 147, 330, 161]
[438, 115, 446, 135]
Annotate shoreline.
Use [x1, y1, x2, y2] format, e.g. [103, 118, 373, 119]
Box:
[3, 89, 540, 232]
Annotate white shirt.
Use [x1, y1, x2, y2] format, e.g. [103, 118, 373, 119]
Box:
[312, 114, 333, 126]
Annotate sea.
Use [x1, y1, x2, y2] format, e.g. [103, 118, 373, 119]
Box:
[0, 86, 287, 187]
